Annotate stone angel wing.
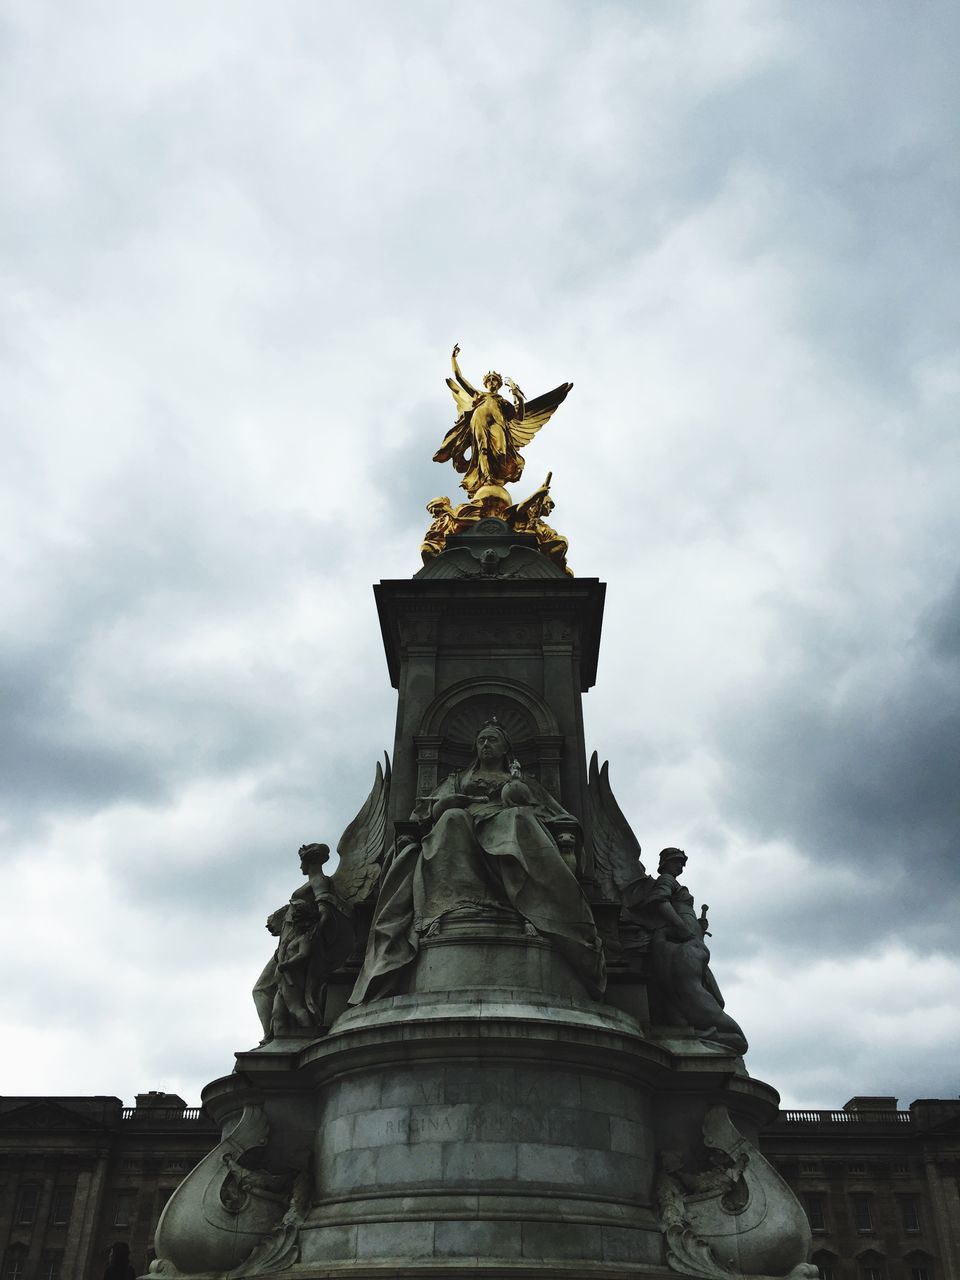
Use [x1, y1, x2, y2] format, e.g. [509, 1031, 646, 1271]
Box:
[330, 753, 391, 906]
[509, 382, 574, 448]
[587, 751, 646, 902]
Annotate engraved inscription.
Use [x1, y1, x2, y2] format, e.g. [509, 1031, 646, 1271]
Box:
[384, 1115, 455, 1139]
[376, 1103, 548, 1145]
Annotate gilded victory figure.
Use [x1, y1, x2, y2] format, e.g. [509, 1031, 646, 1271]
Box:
[433, 343, 573, 495]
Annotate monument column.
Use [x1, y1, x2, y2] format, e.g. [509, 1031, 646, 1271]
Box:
[147, 345, 820, 1280]
[376, 547, 604, 829]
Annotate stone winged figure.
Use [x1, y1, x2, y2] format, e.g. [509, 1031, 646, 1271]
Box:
[253, 757, 391, 1040]
[433, 344, 573, 496]
[585, 755, 747, 1055]
[624, 848, 748, 1056]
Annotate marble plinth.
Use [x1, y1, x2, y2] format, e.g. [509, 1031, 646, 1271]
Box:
[206, 950, 778, 1278]
[156, 929, 790, 1279]
[299, 990, 660, 1270]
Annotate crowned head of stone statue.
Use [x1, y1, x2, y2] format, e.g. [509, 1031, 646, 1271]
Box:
[297, 842, 330, 873]
[472, 718, 514, 771]
[658, 846, 688, 876]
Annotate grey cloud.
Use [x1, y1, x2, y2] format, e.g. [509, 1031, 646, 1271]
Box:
[711, 574, 960, 954]
[0, 644, 168, 817]
[113, 751, 390, 916]
[749, 999, 960, 1109]
[673, 10, 960, 396]
[126, 832, 300, 918]
[927, 571, 960, 661]
[2, 0, 958, 1107]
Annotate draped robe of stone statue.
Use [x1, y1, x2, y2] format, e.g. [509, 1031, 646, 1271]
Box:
[350, 724, 605, 1004]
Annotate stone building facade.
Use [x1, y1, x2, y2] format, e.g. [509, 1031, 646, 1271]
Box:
[0, 1093, 216, 1280]
[1, 1090, 957, 1279]
[762, 1097, 960, 1280]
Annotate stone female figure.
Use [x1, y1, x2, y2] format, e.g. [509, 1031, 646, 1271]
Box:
[350, 721, 605, 1003]
[626, 847, 748, 1055]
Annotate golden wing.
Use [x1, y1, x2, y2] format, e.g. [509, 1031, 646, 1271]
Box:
[507, 473, 552, 529]
[446, 377, 475, 419]
[509, 382, 574, 448]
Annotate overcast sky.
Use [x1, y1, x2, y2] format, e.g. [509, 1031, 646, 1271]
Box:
[2, 1, 958, 1111]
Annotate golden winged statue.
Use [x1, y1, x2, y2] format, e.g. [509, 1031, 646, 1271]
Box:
[433, 344, 573, 495]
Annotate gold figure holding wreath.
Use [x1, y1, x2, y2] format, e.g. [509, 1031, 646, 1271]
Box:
[433, 344, 573, 496]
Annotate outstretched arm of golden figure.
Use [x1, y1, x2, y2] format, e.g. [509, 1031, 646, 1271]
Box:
[450, 342, 478, 398]
[450, 345, 481, 399]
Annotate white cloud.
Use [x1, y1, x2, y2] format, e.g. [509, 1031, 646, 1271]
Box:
[729, 946, 960, 1107]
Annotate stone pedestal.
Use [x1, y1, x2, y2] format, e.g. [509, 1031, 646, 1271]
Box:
[148, 522, 817, 1280]
[204, 963, 777, 1278]
[409, 906, 591, 1001]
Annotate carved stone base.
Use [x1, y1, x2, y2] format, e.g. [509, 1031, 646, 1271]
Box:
[656, 1107, 815, 1280]
[298, 989, 662, 1270]
[148, 970, 818, 1280]
[410, 905, 591, 1002]
[151, 903, 821, 1280]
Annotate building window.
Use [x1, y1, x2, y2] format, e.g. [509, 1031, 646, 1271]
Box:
[851, 1193, 873, 1232]
[892, 1160, 909, 1175]
[804, 1194, 826, 1231]
[900, 1196, 921, 1232]
[862, 1270, 883, 1280]
[848, 1161, 867, 1175]
[801, 1160, 822, 1174]
[2, 1246, 27, 1280]
[16, 1185, 39, 1225]
[50, 1187, 73, 1226]
[39, 1251, 63, 1280]
[113, 1190, 136, 1228]
[905, 1255, 935, 1280]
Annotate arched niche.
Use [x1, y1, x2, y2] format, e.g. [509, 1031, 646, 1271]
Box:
[855, 1249, 887, 1280]
[811, 1249, 839, 1280]
[903, 1249, 935, 1280]
[414, 678, 563, 799]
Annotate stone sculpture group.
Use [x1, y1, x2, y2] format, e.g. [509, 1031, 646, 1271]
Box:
[253, 746, 745, 1061]
[147, 348, 818, 1280]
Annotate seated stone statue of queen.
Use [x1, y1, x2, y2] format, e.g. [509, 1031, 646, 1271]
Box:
[350, 719, 606, 1003]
